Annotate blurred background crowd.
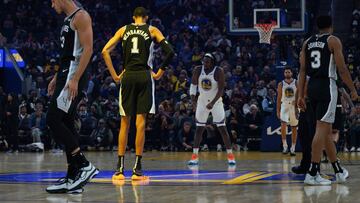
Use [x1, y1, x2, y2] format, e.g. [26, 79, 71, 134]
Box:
[0, 0, 359, 153]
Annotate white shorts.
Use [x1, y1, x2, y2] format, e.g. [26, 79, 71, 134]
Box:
[280, 102, 298, 127]
[195, 99, 225, 127]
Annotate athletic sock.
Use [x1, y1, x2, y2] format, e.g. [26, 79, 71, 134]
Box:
[331, 160, 343, 174]
[193, 148, 199, 155]
[117, 155, 125, 174]
[309, 162, 320, 176]
[133, 155, 142, 172]
[71, 151, 89, 168]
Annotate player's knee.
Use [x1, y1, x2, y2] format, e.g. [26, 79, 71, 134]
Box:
[136, 120, 146, 130]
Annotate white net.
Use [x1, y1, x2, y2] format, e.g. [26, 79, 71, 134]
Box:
[254, 24, 276, 44]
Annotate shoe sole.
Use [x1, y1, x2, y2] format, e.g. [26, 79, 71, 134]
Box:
[46, 188, 68, 194]
[131, 174, 150, 181]
[112, 174, 125, 181]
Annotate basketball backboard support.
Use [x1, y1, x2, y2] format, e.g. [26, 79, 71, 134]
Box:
[228, 0, 306, 35]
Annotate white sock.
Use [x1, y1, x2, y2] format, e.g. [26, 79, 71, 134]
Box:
[193, 148, 199, 154]
[283, 142, 288, 149]
[226, 149, 232, 154]
[291, 145, 296, 150]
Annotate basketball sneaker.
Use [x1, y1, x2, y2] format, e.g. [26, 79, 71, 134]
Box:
[282, 146, 289, 154]
[227, 153, 236, 165]
[290, 146, 296, 156]
[67, 162, 99, 191]
[188, 154, 199, 165]
[304, 173, 331, 185]
[131, 168, 149, 181]
[335, 167, 349, 183]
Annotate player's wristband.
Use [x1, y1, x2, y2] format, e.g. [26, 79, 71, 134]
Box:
[190, 84, 197, 96]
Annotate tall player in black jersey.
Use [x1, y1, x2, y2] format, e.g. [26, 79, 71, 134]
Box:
[102, 7, 174, 181]
[298, 16, 359, 185]
[46, 0, 98, 193]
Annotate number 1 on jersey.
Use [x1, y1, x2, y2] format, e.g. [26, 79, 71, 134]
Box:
[131, 37, 139, 54]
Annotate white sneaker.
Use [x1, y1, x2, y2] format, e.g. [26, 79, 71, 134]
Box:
[350, 147, 355, 152]
[67, 162, 99, 191]
[201, 144, 209, 152]
[217, 144, 222, 152]
[344, 147, 349, 153]
[282, 146, 288, 154]
[335, 167, 349, 183]
[357, 147, 360, 152]
[290, 146, 296, 156]
[304, 173, 331, 185]
[188, 154, 199, 165]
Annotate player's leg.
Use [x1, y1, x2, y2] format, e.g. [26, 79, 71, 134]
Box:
[280, 104, 289, 153]
[281, 122, 288, 154]
[132, 113, 147, 179]
[188, 100, 209, 165]
[46, 76, 98, 193]
[289, 108, 298, 156]
[212, 101, 235, 165]
[113, 116, 131, 180]
[131, 70, 152, 180]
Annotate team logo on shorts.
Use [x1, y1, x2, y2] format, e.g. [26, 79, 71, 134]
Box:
[284, 87, 295, 98]
[201, 78, 212, 91]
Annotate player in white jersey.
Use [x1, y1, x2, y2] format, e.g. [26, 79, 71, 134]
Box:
[188, 53, 236, 165]
[276, 67, 298, 156]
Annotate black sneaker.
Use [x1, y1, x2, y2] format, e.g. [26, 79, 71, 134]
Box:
[291, 165, 308, 174]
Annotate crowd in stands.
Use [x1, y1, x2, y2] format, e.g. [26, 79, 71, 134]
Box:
[0, 0, 358, 153]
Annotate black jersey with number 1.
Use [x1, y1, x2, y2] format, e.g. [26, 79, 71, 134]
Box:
[122, 24, 154, 71]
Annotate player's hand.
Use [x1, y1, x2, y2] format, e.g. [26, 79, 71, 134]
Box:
[297, 97, 306, 111]
[350, 90, 359, 101]
[65, 78, 78, 101]
[152, 69, 165, 80]
[206, 102, 215, 110]
[48, 77, 57, 96]
[114, 70, 125, 84]
[192, 99, 197, 112]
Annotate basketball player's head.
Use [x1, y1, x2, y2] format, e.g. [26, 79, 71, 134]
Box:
[51, 0, 75, 14]
[203, 53, 215, 70]
[317, 15, 333, 33]
[284, 67, 293, 79]
[133, 7, 148, 22]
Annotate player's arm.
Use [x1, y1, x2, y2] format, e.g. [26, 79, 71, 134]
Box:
[48, 72, 57, 96]
[276, 82, 282, 119]
[150, 26, 175, 74]
[67, 10, 93, 100]
[190, 66, 201, 109]
[339, 87, 355, 108]
[297, 41, 307, 110]
[102, 26, 126, 83]
[328, 36, 358, 100]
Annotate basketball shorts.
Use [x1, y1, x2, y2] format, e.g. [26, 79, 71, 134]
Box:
[332, 105, 344, 131]
[119, 70, 155, 116]
[280, 102, 298, 127]
[195, 98, 225, 127]
[307, 78, 338, 124]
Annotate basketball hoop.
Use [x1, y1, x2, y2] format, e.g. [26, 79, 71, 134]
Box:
[254, 22, 277, 44]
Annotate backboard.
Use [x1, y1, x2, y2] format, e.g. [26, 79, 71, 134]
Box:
[228, 0, 306, 35]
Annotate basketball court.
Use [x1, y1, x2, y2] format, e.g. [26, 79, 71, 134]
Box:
[1, 0, 358, 202]
[0, 152, 359, 202]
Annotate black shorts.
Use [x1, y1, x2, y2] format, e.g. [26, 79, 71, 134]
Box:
[333, 106, 344, 131]
[119, 70, 154, 116]
[307, 78, 338, 123]
[49, 66, 88, 116]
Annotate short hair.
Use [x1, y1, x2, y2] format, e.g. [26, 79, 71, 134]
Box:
[317, 15, 332, 29]
[133, 7, 148, 17]
[284, 66, 292, 72]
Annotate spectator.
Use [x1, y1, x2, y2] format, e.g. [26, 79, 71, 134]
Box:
[4, 93, 19, 153]
[29, 102, 47, 146]
[89, 118, 113, 150]
[18, 103, 32, 146]
[78, 104, 98, 148]
[262, 88, 276, 116]
[177, 121, 194, 151]
[244, 104, 263, 150]
[348, 104, 360, 152]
